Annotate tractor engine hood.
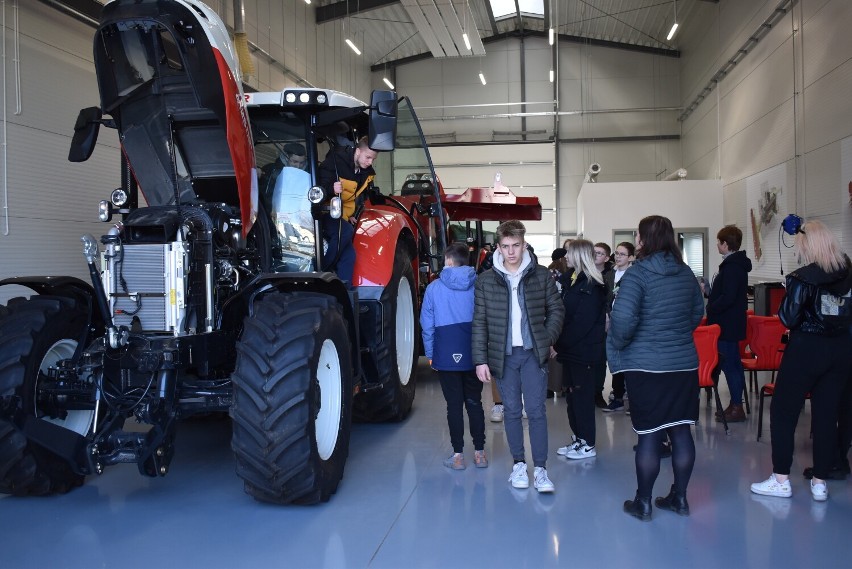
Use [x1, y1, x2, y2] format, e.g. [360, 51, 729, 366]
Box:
[94, 0, 257, 234]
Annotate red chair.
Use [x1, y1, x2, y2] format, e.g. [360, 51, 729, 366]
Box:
[694, 324, 729, 434]
[739, 309, 757, 360]
[741, 315, 786, 394]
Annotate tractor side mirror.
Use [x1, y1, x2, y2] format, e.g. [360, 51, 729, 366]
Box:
[69, 107, 103, 163]
[368, 90, 397, 152]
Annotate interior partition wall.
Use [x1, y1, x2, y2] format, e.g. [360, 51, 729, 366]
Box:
[680, 0, 852, 273]
[381, 33, 685, 245]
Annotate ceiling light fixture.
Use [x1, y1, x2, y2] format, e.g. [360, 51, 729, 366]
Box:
[304, 0, 311, 4]
[383, 77, 395, 89]
[479, 72, 487, 85]
[549, 27, 554, 45]
[549, 69, 554, 83]
[345, 38, 361, 55]
[463, 33, 471, 51]
[667, 0, 679, 41]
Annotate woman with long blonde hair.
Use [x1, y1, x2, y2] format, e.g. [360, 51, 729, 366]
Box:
[553, 240, 606, 461]
[751, 220, 852, 502]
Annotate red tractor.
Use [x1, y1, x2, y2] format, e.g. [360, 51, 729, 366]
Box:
[0, 0, 448, 504]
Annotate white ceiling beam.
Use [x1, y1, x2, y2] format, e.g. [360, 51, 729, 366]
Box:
[418, 0, 460, 57]
[400, 0, 446, 57]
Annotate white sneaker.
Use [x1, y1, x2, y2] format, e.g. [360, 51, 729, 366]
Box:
[509, 462, 529, 489]
[490, 404, 504, 422]
[557, 436, 582, 456]
[810, 479, 828, 502]
[533, 466, 555, 493]
[750, 474, 792, 498]
[565, 443, 596, 460]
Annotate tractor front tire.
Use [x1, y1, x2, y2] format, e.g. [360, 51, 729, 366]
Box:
[231, 293, 353, 505]
[0, 296, 89, 496]
[354, 241, 418, 422]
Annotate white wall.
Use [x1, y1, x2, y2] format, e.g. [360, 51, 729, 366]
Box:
[383, 36, 685, 240]
[680, 0, 852, 254]
[577, 180, 725, 279]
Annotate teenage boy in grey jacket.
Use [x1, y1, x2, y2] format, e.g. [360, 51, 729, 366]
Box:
[472, 220, 564, 492]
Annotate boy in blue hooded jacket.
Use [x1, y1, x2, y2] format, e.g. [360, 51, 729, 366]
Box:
[421, 241, 487, 470]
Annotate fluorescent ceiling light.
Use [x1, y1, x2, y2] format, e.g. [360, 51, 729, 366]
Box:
[383, 77, 395, 89]
[304, 0, 311, 4]
[345, 38, 361, 55]
[666, 22, 679, 41]
[463, 33, 471, 51]
[549, 69, 554, 83]
[548, 27, 554, 45]
[479, 73, 487, 85]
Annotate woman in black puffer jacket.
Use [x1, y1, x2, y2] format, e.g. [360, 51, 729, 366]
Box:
[751, 220, 852, 503]
[553, 240, 607, 461]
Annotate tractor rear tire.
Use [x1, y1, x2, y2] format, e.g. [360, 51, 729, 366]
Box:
[353, 241, 418, 422]
[231, 292, 353, 504]
[0, 296, 89, 496]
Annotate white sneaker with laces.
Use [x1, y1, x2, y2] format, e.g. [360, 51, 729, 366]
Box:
[490, 404, 504, 422]
[810, 479, 828, 502]
[750, 473, 792, 498]
[509, 462, 529, 489]
[534, 466, 555, 493]
[557, 436, 582, 456]
[565, 443, 596, 460]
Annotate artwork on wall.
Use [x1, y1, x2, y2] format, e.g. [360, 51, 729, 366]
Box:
[746, 164, 784, 263]
[745, 163, 791, 278]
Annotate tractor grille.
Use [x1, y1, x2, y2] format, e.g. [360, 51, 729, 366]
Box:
[110, 244, 168, 331]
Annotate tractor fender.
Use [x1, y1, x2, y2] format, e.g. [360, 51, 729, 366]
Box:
[352, 209, 417, 289]
[0, 276, 106, 336]
[220, 272, 361, 379]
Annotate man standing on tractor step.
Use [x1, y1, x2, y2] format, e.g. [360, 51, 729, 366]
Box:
[472, 220, 564, 493]
[318, 136, 378, 286]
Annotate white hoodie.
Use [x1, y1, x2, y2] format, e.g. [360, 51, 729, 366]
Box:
[493, 249, 532, 348]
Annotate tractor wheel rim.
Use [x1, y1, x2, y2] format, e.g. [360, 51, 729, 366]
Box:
[315, 338, 342, 461]
[37, 339, 94, 436]
[396, 275, 415, 387]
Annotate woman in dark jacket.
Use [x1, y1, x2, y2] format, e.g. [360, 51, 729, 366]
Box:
[751, 220, 852, 502]
[554, 240, 606, 460]
[607, 215, 705, 521]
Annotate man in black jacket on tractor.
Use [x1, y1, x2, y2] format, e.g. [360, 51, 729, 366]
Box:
[318, 137, 378, 286]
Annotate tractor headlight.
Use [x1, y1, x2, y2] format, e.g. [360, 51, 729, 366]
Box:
[111, 188, 128, 207]
[98, 200, 112, 222]
[307, 186, 325, 204]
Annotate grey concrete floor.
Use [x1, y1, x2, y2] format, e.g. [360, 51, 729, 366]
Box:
[1, 359, 849, 569]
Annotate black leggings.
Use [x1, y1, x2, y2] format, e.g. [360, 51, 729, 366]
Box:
[635, 424, 695, 499]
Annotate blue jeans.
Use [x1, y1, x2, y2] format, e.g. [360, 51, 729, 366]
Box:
[495, 347, 549, 468]
[718, 340, 745, 405]
[322, 217, 355, 285]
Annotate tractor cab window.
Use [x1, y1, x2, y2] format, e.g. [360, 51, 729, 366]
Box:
[249, 110, 314, 271]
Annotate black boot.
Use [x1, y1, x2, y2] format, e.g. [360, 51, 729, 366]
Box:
[655, 485, 690, 516]
[623, 493, 652, 521]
